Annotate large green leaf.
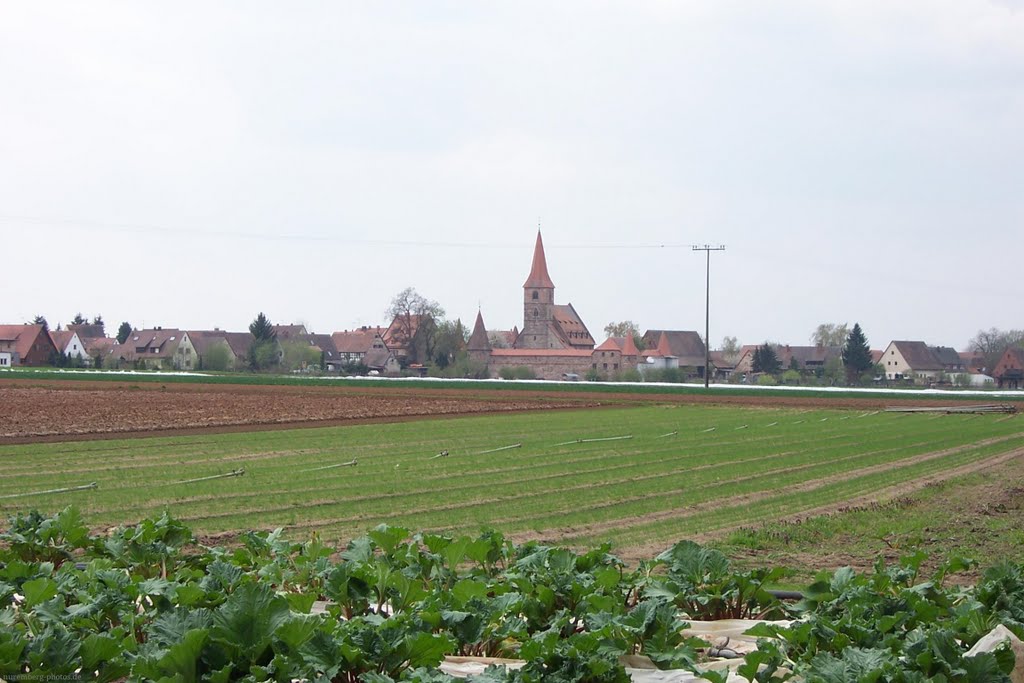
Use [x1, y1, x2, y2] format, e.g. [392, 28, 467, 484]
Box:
[211, 582, 291, 664]
[21, 577, 58, 608]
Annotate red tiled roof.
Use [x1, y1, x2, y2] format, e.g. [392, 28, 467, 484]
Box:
[384, 315, 423, 349]
[551, 304, 594, 348]
[620, 334, 639, 356]
[523, 231, 555, 289]
[49, 330, 74, 352]
[594, 338, 622, 352]
[0, 324, 51, 361]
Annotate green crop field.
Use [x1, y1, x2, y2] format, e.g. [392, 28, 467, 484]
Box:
[2, 404, 1023, 566]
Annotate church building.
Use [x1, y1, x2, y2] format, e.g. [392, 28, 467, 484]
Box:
[469, 232, 623, 379]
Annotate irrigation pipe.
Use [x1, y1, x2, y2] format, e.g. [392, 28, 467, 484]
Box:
[735, 425, 748, 430]
[655, 431, 678, 439]
[554, 435, 633, 446]
[700, 427, 716, 433]
[0, 482, 98, 500]
[476, 443, 522, 454]
[766, 422, 778, 427]
[170, 469, 245, 486]
[300, 459, 357, 473]
[429, 450, 450, 460]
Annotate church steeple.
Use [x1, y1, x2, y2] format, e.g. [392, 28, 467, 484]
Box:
[523, 231, 555, 289]
[518, 230, 556, 349]
[467, 310, 491, 351]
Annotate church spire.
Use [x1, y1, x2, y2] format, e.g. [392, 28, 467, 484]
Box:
[467, 309, 491, 351]
[523, 230, 555, 289]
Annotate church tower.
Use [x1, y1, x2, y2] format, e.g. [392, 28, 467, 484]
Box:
[517, 231, 557, 349]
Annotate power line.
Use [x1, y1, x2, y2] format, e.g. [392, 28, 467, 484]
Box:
[0, 214, 694, 250]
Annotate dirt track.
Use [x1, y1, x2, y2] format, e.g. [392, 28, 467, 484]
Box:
[0, 377, 1004, 443]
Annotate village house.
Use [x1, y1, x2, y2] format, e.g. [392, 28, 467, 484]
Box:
[49, 330, 89, 364]
[878, 341, 938, 381]
[332, 327, 389, 366]
[640, 330, 707, 378]
[305, 333, 341, 372]
[122, 328, 198, 370]
[992, 347, 1024, 390]
[188, 330, 251, 370]
[0, 324, 59, 367]
[82, 336, 118, 367]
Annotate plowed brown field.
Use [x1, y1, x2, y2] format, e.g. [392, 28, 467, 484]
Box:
[0, 377, 999, 443]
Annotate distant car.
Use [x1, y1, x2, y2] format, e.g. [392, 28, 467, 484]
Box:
[562, 373, 580, 381]
[368, 370, 380, 376]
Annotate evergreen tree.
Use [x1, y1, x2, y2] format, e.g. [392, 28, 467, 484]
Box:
[249, 312, 277, 342]
[116, 322, 133, 345]
[31, 315, 49, 332]
[752, 343, 781, 374]
[92, 315, 105, 336]
[72, 312, 87, 326]
[248, 312, 278, 370]
[841, 322, 873, 383]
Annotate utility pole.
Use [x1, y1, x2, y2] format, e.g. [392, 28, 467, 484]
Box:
[692, 245, 725, 388]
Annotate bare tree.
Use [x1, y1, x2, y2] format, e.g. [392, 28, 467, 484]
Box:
[969, 327, 1024, 372]
[386, 287, 445, 364]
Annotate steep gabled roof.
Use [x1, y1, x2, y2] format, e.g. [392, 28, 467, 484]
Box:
[468, 311, 491, 351]
[127, 329, 187, 358]
[363, 347, 397, 370]
[620, 334, 639, 356]
[0, 325, 52, 361]
[332, 328, 384, 354]
[49, 330, 75, 353]
[890, 341, 942, 370]
[273, 324, 308, 340]
[551, 304, 594, 349]
[307, 333, 338, 359]
[523, 231, 555, 289]
[594, 338, 622, 352]
[641, 330, 705, 365]
[929, 346, 962, 369]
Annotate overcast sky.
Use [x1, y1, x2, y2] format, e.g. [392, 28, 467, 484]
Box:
[2, 2, 1021, 350]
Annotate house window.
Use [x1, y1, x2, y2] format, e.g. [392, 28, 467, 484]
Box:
[532, 291, 538, 300]
[603, 363, 608, 369]
[614, 363, 618, 369]
[592, 363, 597, 369]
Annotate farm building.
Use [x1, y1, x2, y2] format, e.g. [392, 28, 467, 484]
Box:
[993, 346, 1024, 389]
[878, 341, 966, 382]
[0, 324, 58, 366]
[121, 328, 198, 370]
